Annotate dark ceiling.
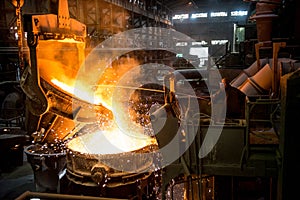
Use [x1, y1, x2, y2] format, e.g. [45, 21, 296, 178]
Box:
[163, 0, 250, 13]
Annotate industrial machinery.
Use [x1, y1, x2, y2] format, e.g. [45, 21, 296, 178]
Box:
[20, 0, 161, 199]
[16, 0, 300, 200]
[147, 1, 300, 199]
[150, 62, 282, 200]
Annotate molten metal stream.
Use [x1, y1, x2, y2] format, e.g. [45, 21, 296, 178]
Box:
[38, 40, 158, 154]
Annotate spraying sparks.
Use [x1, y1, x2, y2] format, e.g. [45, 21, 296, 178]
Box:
[37, 40, 160, 155]
[67, 124, 157, 154]
[50, 77, 157, 151]
[48, 63, 159, 155]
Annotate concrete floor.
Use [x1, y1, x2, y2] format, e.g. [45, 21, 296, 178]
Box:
[0, 153, 36, 199]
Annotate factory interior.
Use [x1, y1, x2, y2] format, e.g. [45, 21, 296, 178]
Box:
[0, 0, 300, 199]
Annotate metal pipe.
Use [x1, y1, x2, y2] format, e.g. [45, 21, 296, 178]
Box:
[11, 0, 25, 71]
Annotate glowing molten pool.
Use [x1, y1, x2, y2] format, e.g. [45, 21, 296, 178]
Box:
[66, 126, 157, 154]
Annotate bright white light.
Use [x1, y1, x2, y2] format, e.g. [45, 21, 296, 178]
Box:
[211, 12, 227, 17]
[192, 41, 208, 45]
[191, 13, 208, 18]
[231, 10, 248, 16]
[176, 42, 188, 46]
[211, 40, 228, 45]
[173, 14, 189, 19]
[189, 47, 209, 66]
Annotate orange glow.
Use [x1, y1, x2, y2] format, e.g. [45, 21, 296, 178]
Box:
[67, 123, 157, 154]
[51, 74, 157, 153]
[54, 38, 84, 43]
[38, 41, 156, 153]
[51, 78, 110, 109]
[92, 57, 141, 110]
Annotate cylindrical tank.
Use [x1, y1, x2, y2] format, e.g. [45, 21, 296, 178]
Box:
[254, 14, 278, 42]
[252, 0, 281, 42]
[64, 131, 159, 199]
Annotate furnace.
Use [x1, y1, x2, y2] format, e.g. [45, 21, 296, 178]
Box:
[19, 1, 162, 199]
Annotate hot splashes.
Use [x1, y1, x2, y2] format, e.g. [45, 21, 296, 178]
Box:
[51, 76, 158, 153]
[67, 124, 157, 154]
[36, 41, 160, 154]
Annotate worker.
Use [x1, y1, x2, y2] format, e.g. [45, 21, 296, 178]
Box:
[211, 78, 246, 120]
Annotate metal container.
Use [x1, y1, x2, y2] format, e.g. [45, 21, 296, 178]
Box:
[231, 58, 269, 88]
[65, 132, 159, 199]
[24, 144, 66, 193]
[238, 63, 273, 96]
[238, 78, 264, 96]
[250, 63, 273, 91]
[252, 0, 281, 42]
